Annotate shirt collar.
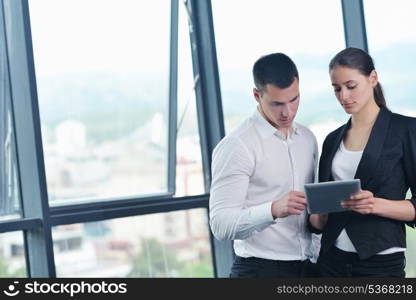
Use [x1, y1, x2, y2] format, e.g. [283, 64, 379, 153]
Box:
[252, 108, 299, 140]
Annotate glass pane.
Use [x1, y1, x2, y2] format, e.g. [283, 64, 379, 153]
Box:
[406, 191, 416, 277]
[0, 232, 27, 277]
[364, 0, 416, 278]
[53, 209, 214, 277]
[175, 2, 204, 196]
[364, 0, 416, 116]
[406, 228, 416, 277]
[0, 21, 21, 219]
[29, 0, 171, 204]
[212, 0, 346, 150]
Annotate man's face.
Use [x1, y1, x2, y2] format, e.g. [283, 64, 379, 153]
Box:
[253, 79, 300, 131]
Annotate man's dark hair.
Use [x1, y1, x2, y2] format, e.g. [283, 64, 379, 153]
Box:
[252, 53, 299, 93]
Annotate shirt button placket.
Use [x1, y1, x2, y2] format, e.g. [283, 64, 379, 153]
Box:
[287, 138, 304, 260]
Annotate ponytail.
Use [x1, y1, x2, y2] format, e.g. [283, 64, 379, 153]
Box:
[374, 82, 386, 108]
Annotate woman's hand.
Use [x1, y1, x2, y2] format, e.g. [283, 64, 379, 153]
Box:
[341, 190, 381, 214]
[342, 191, 415, 221]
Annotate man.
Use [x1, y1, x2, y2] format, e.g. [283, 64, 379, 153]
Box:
[209, 53, 319, 277]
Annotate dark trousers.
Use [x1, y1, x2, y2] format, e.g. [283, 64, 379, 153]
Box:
[229, 255, 318, 278]
[318, 246, 406, 278]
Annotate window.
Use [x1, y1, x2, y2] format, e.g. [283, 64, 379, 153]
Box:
[0, 15, 21, 219]
[52, 209, 214, 278]
[175, 2, 204, 197]
[364, 0, 416, 278]
[29, 0, 171, 204]
[0, 0, 216, 278]
[212, 0, 346, 149]
[0, 232, 26, 277]
[364, 0, 416, 117]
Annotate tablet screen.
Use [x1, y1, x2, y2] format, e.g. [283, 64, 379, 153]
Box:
[305, 179, 361, 214]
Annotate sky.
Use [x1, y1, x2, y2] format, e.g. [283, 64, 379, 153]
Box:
[29, 0, 170, 75]
[365, 0, 416, 51]
[28, 0, 416, 74]
[28, 0, 416, 125]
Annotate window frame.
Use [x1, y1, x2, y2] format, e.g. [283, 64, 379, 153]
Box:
[0, 0, 369, 278]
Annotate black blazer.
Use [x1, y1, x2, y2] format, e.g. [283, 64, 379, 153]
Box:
[312, 107, 416, 259]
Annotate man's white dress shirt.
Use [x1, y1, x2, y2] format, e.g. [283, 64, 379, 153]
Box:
[209, 109, 318, 261]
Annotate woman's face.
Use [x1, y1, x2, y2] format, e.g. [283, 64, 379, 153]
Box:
[330, 66, 377, 114]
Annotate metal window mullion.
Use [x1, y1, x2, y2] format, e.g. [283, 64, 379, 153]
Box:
[1, 2, 39, 278]
[2, 0, 56, 277]
[341, 0, 368, 51]
[50, 193, 185, 215]
[186, 0, 233, 278]
[185, 0, 224, 190]
[0, 218, 42, 234]
[168, 0, 179, 194]
[50, 194, 209, 226]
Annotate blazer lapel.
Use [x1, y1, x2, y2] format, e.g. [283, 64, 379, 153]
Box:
[354, 107, 392, 189]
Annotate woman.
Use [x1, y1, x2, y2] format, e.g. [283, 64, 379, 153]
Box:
[309, 47, 416, 277]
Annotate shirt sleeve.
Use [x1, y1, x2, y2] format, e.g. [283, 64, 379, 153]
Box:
[404, 118, 416, 228]
[209, 137, 275, 241]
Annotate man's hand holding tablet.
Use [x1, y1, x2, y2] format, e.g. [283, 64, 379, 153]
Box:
[271, 191, 307, 218]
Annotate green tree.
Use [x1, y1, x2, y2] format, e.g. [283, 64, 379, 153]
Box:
[178, 255, 214, 278]
[0, 256, 25, 278]
[128, 238, 183, 278]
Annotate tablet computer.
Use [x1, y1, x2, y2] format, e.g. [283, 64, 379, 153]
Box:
[305, 179, 361, 214]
